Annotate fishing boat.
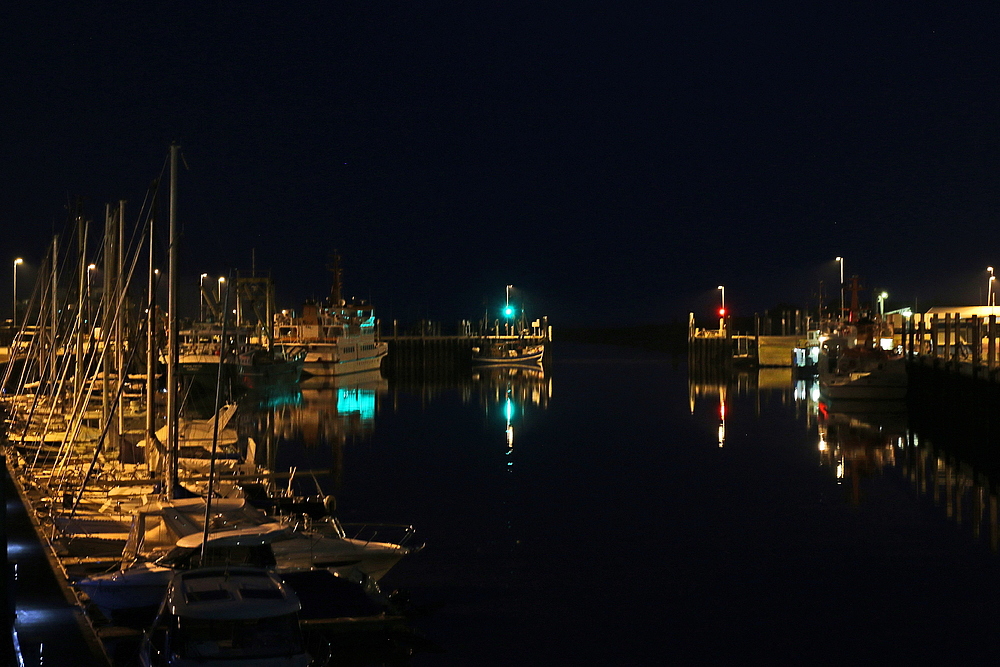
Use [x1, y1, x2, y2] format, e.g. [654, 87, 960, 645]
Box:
[172, 323, 305, 392]
[273, 254, 387, 377]
[471, 286, 548, 367]
[471, 338, 545, 366]
[138, 566, 311, 667]
[818, 319, 907, 401]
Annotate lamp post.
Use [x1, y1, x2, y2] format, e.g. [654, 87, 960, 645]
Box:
[877, 291, 887, 319]
[835, 257, 844, 323]
[717, 285, 726, 331]
[505, 284, 513, 335]
[200, 273, 208, 321]
[12, 258, 22, 327]
[87, 264, 96, 325]
[988, 267, 995, 307]
[218, 277, 226, 321]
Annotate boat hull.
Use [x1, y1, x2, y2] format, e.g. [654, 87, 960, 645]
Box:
[472, 345, 544, 367]
[299, 349, 388, 377]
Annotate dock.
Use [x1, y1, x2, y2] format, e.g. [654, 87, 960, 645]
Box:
[381, 321, 551, 378]
[3, 454, 111, 667]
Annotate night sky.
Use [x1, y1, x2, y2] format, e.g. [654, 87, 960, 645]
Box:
[4, 2, 998, 327]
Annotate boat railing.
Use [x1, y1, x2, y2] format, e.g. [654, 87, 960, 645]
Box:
[340, 522, 424, 551]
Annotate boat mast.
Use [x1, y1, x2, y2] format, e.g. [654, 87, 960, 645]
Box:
[75, 212, 87, 400]
[328, 251, 343, 307]
[146, 182, 159, 463]
[165, 143, 180, 500]
[49, 235, 58, 393]
[102, 204, 113, 442]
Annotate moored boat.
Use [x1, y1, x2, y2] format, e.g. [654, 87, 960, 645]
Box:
[138, 566, 311, 667]
[273, 254, 388, 377]
[819, 319, 907, 401]
[471, 339, 545, 366]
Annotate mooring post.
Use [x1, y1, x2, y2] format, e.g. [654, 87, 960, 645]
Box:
[972, 316, 982, 376]
[929, 314, 937, 362]
[989, 315, 997, 375]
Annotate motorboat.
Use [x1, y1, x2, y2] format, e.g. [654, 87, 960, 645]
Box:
[138, 566, 310, 667]
[75, 499, 421, 619]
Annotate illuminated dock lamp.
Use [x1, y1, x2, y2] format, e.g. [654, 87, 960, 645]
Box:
[988, 267, 996, 307]
[13, 257, 23, 327]
[717, 285, 726, 330]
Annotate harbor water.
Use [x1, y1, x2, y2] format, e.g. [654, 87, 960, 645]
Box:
[14, 342, 1000, 664]
[252, 343, 1000, 664]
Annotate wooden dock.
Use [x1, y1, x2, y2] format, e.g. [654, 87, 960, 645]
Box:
[900, 312, 1000, 381]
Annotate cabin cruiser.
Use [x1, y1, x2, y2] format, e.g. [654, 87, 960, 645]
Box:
[75, 497, 420, 619]
[138, 566, 310, 667]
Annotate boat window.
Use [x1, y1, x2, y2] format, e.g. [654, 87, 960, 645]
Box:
[156, 546, 196, 568]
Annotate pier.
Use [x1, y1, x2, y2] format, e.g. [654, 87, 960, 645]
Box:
[380, 320, 551, 378]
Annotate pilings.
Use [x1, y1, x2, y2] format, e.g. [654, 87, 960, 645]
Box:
[383, 336, 475, 380]
[904, 313, 1000, 382]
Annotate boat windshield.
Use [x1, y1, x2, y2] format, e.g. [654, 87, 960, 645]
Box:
[173, 613, 304, 659]
[156, 544, 277, 569]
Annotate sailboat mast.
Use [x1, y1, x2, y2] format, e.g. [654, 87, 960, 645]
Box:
[75, 213, 87, 399]
[146, 186, 158, 453]
[116, 199, 126, 451]
[165, 144, 180, 500]
[102, 204, 113, 433]
[50, 235, 58, 389]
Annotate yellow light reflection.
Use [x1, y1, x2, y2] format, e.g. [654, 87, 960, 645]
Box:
[718, 400, 726, 448]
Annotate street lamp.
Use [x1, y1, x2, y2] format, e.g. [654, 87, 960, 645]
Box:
[717, 285, 726, 331]
[12, 258, 23, 327]
[200, 273, 208, 321]
[87, 264, 96, 324]
[218, 276, 226, 310]
[504, 284, 513, 334]
[835, 257, 844, 323]
[877, 291, 887, 319]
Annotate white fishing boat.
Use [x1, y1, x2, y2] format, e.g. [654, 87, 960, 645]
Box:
[273, 254, 387, 377]
[138, 566, 311, 667]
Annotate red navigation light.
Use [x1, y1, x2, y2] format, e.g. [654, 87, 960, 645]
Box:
[718, 307, 727, 317]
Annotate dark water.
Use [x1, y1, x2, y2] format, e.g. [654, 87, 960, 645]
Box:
[240, 343, 1000, 665]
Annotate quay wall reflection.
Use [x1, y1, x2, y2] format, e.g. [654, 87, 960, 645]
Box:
[689, 364, 1000, 554]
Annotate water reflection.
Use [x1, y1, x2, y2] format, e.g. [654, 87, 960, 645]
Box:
[689, 366, 1000, 553]
[469, 366, 551, 468]
[237, 370, 387, 491]
[816, 407, 906, 504]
